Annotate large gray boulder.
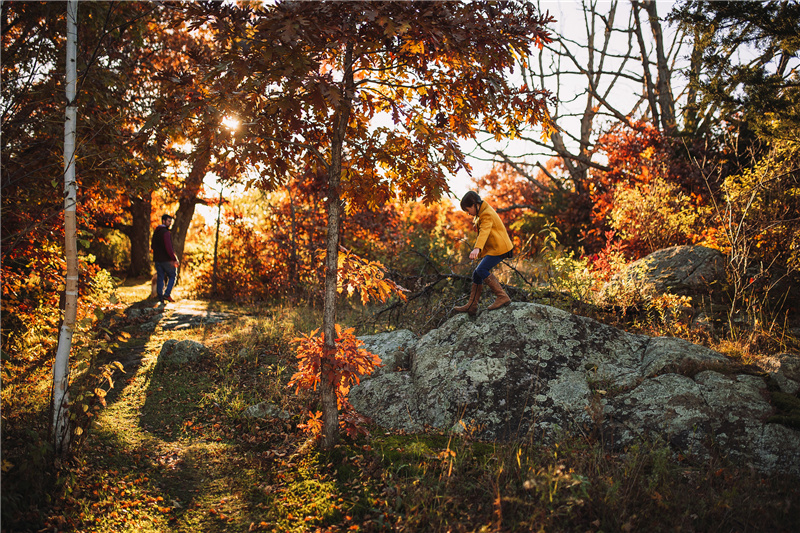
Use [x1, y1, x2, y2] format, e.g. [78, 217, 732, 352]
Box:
[607, 245, 726, 297]
[358, 329, 418, 377]
[350, 303, 800, 476]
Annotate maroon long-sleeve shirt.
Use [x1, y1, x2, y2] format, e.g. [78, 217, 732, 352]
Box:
[151, 224, 177, 263]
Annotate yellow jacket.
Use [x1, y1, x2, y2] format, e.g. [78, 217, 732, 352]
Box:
[473, 201, 513, 258]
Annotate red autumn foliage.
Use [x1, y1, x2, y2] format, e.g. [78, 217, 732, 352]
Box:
[588, 121, 714, 259]
[288, 324, 381, 439]
[468, 120, 721, 265]
[286, 246, 407, 438]
[187, 168, 471, 302]
[472, 160, 574, 254]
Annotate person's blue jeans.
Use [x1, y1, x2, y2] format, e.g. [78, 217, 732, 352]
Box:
[472, 251, 512, 284]
[155, 261, 177, 300]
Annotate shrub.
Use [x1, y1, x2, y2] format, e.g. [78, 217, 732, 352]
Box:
[288, 325, 381, 438]
[610, 176, 705, 256]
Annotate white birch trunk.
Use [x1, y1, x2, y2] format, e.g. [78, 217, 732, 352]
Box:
[52, 0, 79, 456]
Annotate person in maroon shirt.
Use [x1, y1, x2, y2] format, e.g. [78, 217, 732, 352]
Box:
[151, 214, 179, 303]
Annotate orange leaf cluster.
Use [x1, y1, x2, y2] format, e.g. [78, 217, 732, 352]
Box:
[335, 246, 408, 305]
[288, 325, 381, 438]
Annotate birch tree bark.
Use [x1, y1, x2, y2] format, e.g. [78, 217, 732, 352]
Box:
[52, 0, 78, 457]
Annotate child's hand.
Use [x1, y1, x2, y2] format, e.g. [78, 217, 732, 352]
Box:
[469, 248, 480, 260]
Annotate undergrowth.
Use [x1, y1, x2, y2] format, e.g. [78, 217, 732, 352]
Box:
[2, 278, 798, 532]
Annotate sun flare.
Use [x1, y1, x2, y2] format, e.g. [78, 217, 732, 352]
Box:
[221, 115, 240, 131]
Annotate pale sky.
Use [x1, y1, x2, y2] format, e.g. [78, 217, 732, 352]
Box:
[449, 0, 682, 200]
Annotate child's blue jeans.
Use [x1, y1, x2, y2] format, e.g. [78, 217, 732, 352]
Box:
[472, 251, 512, 284]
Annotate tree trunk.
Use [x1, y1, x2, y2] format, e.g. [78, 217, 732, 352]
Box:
[519, 0, 626, 202]
[321, 172, 342, 450]
[52, 0, 78, 458]
[288, 184, 299, 292]
[172, 131, 213, 262]
[683, 25, 705, 135]
[641, 0, 676, 134]
[321, 42, 355, 450]
[126, 192, 152, 277]
[631, 0, 661, 128]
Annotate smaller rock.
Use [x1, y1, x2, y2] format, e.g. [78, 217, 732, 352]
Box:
[127, 307, 160, 320]
[140, 320, 159, 332]
[607, 245, 726, 298]
[243, 402, 291, 420]
[771, 373, 800, 396]
[690, 311, 714, 334]
[158, 339, 211, 366]
[776, 353, 800, 382]
[756, 353, 800, 395]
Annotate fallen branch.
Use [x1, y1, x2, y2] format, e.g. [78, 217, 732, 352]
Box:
[370, 273, 470, 321]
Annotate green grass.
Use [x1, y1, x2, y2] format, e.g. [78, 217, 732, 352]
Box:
[2, 282, 800, 532]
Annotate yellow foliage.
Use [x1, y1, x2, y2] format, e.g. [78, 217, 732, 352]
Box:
[721, 139, 800, 271]
[610, 177, 706, 255]
[335, 246, 408, 305]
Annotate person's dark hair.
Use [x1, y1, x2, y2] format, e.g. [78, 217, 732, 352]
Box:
[460, 191, 482, 211]
[161, 214, 174, 223]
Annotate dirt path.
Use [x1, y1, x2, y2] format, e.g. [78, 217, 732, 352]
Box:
[110, 281, 240, 377]
[61, 283, 294, 532]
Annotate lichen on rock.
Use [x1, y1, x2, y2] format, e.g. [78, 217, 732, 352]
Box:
[349, 302, 800, 476]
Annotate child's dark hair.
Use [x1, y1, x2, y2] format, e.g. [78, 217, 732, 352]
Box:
[460, 191, 482, 211]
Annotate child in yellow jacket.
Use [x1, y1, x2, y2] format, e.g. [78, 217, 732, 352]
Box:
[454, 191, 513, 315]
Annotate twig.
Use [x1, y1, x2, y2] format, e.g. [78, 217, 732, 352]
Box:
[502, 260, 536, 288]
[370, 273, 470, 321]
